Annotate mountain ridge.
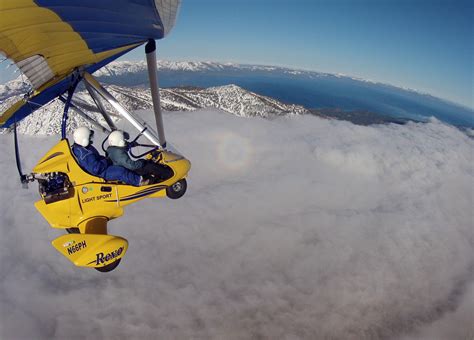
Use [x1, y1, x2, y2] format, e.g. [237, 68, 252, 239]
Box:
[3, 60, 454, 135]
[94, 60, 455, 104]
[2, 60, 472, 114]
[0, 82, 310, 135]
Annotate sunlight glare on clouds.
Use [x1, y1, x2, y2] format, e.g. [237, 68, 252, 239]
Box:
[215, 131, 253, 172]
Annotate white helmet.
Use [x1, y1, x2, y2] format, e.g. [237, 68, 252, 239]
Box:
[108, 130, 126, 147]
[73, 127, 93, 147]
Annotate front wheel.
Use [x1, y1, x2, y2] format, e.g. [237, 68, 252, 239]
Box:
[166, 179, 187, 199]
[95, 259, 121, 273]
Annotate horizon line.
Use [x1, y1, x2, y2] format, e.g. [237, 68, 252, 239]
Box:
[115, 57, 474, 112]
[2, 57, 473, 112]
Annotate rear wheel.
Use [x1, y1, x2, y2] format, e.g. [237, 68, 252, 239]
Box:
[95, 259, 121, 273]
[166, 179, 187, 199]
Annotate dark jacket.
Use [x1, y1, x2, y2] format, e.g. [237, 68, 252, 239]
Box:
[72, 144, 141, 186]
[107, 145, 145, 171]
[72, 144, 109, 176]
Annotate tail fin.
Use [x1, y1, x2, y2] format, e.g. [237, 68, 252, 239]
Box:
[52, 234, 128, 269]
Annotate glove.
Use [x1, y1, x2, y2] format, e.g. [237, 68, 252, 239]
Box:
[126, 141, 138, 151]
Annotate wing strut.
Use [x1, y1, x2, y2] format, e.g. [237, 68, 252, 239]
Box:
[58, 96, 110, 133]
[85, 82, 117, 131]
[61, 77, 80, 139]
[145, 40, 166, 147]
[82, 72, 162, 147]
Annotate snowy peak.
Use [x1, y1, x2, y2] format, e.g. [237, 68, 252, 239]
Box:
[158, 60, 235, 72]
[94, 60, 236, 77]
[103, 83, 309, 117]
[93, 60, 324, 78]
[91, 60, 446, 100]
[202, 84, 308, 117]
[0, 75, 31, 101]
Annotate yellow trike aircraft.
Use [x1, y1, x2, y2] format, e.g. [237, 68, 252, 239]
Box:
[1, 0, 190, 272]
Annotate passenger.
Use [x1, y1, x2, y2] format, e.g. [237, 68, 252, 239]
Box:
[107, 130, 173, 183]
[71, 127, 147, 186]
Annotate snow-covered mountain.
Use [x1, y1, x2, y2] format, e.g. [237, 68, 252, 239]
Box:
[111, 83, 309, 117]
[94, 60, 463, 106]
[4, 59, 450, 135]
[0, 76, 30, 101]
[94, 60, 331, 79]
[92, 60, 430, 93]
[0, 76, 309, 135]
[95, 60, 234, 75]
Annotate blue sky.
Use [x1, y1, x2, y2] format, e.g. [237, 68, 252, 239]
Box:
[1, 0, 472, 108]
[157, 0, 474, 109]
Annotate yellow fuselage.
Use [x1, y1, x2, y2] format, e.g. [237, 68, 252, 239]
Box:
[33, 139, 190, 269]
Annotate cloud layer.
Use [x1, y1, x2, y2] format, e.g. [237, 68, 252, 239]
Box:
[0, 110, 473, 339]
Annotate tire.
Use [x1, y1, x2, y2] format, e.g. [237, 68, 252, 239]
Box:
[95, 259, 121, 273]
[166, 179, 187, 199]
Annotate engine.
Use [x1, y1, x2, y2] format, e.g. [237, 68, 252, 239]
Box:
[37, 172, 72, 204]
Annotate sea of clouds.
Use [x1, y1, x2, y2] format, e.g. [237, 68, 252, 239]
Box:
[0, 110, 473, 339]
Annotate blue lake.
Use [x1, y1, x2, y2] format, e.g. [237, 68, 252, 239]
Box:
[99, 69, 474, 128]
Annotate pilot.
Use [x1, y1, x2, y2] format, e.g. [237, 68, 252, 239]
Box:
[72, 127, 148, 186]
[107, 130, 173, 183]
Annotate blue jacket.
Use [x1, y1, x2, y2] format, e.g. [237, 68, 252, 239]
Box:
[72, 144, 141, 186]
[107, 146, 145, 171]
[72, 144, 109, 176]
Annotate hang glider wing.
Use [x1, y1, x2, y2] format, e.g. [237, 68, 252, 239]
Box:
[0, 0, 181, 128]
